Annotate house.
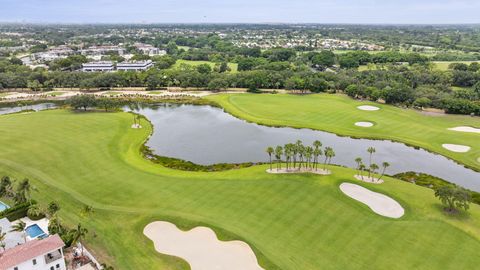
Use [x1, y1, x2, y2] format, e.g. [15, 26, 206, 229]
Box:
[82, 61, 115, 72]
[117, 60, 153, 71]
[134, 43, 166, 56]
[0, 234, 66, 270]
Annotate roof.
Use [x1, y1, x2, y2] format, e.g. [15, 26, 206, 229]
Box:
[0, 234, 65, 269]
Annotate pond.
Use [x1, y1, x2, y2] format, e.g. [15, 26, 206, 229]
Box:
[0, 103, 57, 115]
[133, 103, 480, 191]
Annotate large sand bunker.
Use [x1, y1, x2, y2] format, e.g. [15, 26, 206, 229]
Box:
[442, 144, 471, 153]
[357, 105, 380, 111]
[448, 126, 480, 134]
[144, 221, 264, 270]
[340, 183, 404, 218]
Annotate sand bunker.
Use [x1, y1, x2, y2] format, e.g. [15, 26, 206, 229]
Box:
[266, 168, 331, 175]
[131, 124, 142, 129]
[144, 221, 264, 270]
[355, 122, 374, 127]
[357, 105, 380, 111]
[448, 126, 480, 134]
[442, 144, 471, 153]
[340, 183, 404, 218]
[354, 175, 383, 184]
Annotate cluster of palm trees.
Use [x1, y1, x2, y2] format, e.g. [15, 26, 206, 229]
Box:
[266, 140, 335, 172]
[354, 147, 390, 182]
[0, 176, 33, 205]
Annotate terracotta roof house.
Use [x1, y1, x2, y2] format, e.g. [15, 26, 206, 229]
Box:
[0, 234, 66, 270]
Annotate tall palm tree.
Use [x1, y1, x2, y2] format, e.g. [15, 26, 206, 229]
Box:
[298, 144, 305, 169]
[293, 140, 302, 168]
[370, 163, 379, 182]
[14, 178, 32, 204]
[274, 146, 283, 171]
[354, 157, 363, 175]
[72, 223, 89, 257]
[323, 147, 335, 170]
[284, 144, 292, 171]
[0, 176, 13, 198]
[358, 164, 366, 180]
[266, 147, 274, 171]
[313, 148, 322, 171]
[367, 147, 376, 178]
[10, 220, 27, 243]
[378, 162, 390, 181]
[305, 146, 313, 169]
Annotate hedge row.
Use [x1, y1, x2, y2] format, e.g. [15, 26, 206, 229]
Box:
[0, 200, 37, 222]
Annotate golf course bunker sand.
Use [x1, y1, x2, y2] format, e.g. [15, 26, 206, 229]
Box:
[448, 126, 480, 134]
[144, 221, 264, 270]
[357, 105, 380, 111]
[355, 121, 374, 127]
[131, 124, 142, 129]
[266, 168, 331, 175]
[442, 144, 471, 153]
[340, 183, 404, 218]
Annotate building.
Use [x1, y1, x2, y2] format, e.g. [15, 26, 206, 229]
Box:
[80, 45, 125, 56]
[117, 60, 153, 71]
[0, 234, 66, 270]
[134, 43, 166, 56]
[82, 61, 114, 72]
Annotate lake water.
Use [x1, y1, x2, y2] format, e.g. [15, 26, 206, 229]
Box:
[133, 104, 480, 191]
[0, 103, 57, 115]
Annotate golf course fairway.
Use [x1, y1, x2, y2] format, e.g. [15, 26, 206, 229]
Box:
[207, 93, 480, 171]
[1, 109, 480, 269]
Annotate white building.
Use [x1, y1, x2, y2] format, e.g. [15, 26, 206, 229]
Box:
[134, 43, 166, 56]
[82, 61, 114, 72]
[0, 234, 66, 270]
[80, 45, 125, 56]
[117, 60, 153, 71]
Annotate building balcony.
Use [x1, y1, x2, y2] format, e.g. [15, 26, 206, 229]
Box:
[45, 249, 63, 264]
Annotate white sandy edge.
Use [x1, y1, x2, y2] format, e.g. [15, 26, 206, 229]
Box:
[355, 121, 374, 127]
[357, 105, 380, 111]
[354, 174, 384, 184]
[448, 126, 480, 134]
[266, 168, 331, 175]
[442, 144, 471, 153]
[144, 221, 264, 270]
[339, 183, 404, 218]
[131, 124, 142, 129]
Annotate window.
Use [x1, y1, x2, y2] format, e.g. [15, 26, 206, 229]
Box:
[51, 267, 54, 270]
[56, 264, 60, 268]
[14, 267, 18, 270]
[33, 258, 37, 265]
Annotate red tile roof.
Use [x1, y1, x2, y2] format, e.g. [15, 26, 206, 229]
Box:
[0, 234, 65, 269]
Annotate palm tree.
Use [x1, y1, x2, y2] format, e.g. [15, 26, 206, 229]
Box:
[10, 220, 27, 243]
[370, 163, 379, 182]
[266, 147, 274, 171]
[27, 205, 43, 218]
[305, 146, 313, 169]
[293, 140, 302, 168]
[358, 163, 366, 180]
[15, 178, 32, 204]
[0, 176, 13, 198]
[284, 144, 292, 171]
[72, 223, 89, 257]
[367, 147, 376, 178]
[274, 146, 283, 171]
[128, 102, 141, 127]
[354, 157, 363, 175]
[378, 162, 390, 181]
[323, 147, 335, 170]
[313, 148, 322, 171]
[298, 144, 305, 169]
[0, 229, 6, 251]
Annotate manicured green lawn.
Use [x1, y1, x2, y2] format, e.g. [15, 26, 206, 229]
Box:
[432, 61, 480, 71]
[1, 110, 480, 269]
[173, 59, 238, 73]
[44, 91, 65, 96]
[207, 93, 480, 171]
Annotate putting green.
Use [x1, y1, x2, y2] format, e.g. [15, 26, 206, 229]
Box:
[1, 110, 480, 270]
[207, 93, 480, 171]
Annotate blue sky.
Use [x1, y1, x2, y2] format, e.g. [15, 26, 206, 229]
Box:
[1, 0, 479, 24]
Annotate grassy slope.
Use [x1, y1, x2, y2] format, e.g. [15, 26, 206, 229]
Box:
[1, 110, 480, 269]
[173, 59, 238, 73]
[207, 93, 480, 171]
